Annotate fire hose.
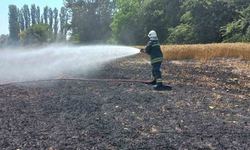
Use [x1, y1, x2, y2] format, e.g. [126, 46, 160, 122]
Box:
[0, 78, 155, 86]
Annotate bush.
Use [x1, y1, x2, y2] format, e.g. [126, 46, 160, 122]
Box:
[0, 34, 9, 48]
[18, 24, 52, 45]
[167, 24, 197, 44]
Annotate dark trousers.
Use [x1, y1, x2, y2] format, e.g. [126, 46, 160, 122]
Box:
[152, 62, 162, 84]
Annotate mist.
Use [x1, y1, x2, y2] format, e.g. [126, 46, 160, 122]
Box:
[0, 45, 139, 84]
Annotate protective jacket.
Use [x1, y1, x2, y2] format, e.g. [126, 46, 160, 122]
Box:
[145, 40, 163, 64]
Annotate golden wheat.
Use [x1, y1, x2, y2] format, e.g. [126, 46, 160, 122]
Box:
[135, 43, 250, 61]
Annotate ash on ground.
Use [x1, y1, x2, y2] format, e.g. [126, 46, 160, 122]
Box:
[1, 54, 250, 149]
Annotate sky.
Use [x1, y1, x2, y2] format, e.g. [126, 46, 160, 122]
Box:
[0, 0, 64, 35]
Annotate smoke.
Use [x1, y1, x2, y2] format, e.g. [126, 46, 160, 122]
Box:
[0, 45, 139, 84]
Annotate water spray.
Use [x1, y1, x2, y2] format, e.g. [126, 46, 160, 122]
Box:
[0, 45, 156, 86]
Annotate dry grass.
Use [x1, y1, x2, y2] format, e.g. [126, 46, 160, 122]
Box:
[135, 43, 250, 62]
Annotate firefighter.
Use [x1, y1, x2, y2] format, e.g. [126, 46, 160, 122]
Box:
[140, 30, 172, 91]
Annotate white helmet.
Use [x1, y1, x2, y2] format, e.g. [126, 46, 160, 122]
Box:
[148, 30, 157, 38]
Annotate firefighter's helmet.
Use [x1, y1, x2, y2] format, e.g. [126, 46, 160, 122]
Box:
[148, 30, 157, 38]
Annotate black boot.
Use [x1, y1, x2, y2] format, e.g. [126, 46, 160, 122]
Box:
[154, 83, 163, 90]
[154, 83, 172, 91]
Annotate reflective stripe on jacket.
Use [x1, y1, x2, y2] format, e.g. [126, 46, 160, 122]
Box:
[145, 40, 163, 64]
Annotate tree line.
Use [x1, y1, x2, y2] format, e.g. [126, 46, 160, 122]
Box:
[64, 0, 250, 45]
[5, 4, 69, 46]
[2, 0, 250, 47]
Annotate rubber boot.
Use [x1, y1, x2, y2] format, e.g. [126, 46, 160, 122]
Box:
[154, 83, 172, 91]
[154, 82, 163, 91]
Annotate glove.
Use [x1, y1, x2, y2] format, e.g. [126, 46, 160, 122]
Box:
[140, 49, 145, 53]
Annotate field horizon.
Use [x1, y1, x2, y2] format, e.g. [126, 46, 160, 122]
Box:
[136, 43, 250, 62]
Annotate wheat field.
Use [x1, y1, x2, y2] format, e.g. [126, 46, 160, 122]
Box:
[136, 43, 250, 62]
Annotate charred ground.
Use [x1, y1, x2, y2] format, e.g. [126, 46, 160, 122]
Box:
[0, 54, 250, 149]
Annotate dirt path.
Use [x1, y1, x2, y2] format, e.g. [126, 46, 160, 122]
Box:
[0, 54, 250, 149]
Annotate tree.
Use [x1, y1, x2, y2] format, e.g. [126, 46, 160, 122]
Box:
[43, 6, 48, 24]
[65, 0, 116, 43]
[140, 0, 183, 44]
[60, 7, 67, 35]
[19, 24, 52, 45]
[23, 4, 31, 29]
[99, 0, 116, 42]
[168, 0, 237, 44]
[31, 4, 37, 25]
[110, 0, 183, 45]
[19, 9, 25, 31]
[41, 15, 44, 24]
[65, 13, 69, 37]
[9, 5, 20, 43]
[110, 0, 143, 45]
[36, 6, 40, 23]
[48, 8, 53, 29]
[221, 4, 250, 42]
[54, 8, 59, 41]
[227, 0, 250, 10]
[167, 23, 197, 44]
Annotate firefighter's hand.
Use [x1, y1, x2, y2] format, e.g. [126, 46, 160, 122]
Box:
[140, 49, 145, 53]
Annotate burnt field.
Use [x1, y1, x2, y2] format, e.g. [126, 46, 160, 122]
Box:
[1, 54, 250, 149]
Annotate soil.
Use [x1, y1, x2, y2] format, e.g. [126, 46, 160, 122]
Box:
[1, 54, 250, 150]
